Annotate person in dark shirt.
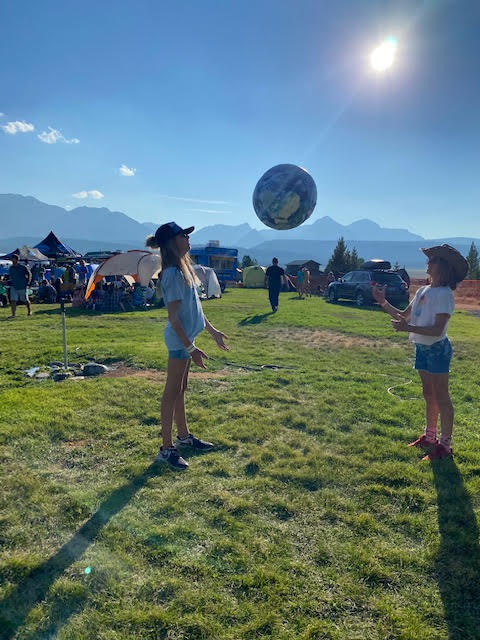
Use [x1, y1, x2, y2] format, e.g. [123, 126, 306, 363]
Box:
[37, 279, 57, 303]
[8, 254, 32, 318]
[265, 257, 285, 312]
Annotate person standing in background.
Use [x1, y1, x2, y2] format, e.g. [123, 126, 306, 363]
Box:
[77, 259, 88, 285]
[265, 257, 285, 312]
[8, 254, 32, 318]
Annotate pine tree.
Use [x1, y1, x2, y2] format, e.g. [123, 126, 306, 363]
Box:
[326, 239, 365, 273]
[325, 237, 349, 274]
[350, 247, 364, 270]
[466, 242, 480, 279]
[344, 249, 352, 272]
[241, 255, 257, 268]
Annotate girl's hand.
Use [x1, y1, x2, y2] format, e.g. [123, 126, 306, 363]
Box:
[212, 329, 229, 351]
[371, 283, 386, 305]
[391, 316, 409, 332]
[192, 347, 209, 369]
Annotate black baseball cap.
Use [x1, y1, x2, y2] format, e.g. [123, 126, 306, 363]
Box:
[154, 222, 195, 246]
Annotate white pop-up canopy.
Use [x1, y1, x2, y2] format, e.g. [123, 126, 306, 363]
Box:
[0, 246, 49, 262]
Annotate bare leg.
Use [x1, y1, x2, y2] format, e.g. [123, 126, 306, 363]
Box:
[419, 370, 439, 438]
[174, 359, 191, 439]
[26, 299, 32, 315]
[432, 373, 454, 446]
[161, 358, 190, 448]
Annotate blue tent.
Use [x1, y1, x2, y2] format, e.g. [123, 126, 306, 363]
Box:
[34, 231, 81, 260]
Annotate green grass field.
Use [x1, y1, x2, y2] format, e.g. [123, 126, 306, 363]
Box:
[1, 290, 480, 640]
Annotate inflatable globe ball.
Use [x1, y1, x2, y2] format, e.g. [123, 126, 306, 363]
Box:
[252, 164, 317, 230]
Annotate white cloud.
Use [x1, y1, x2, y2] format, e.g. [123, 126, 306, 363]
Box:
[119, 164, 136, 177]
[72, 190, 104, 200]
[38, 127, 79, 144]
[2, 120, 35, 134]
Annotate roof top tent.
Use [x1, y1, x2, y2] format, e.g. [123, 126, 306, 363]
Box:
[34, 231, 82, 261]
[363, 259, 392, 271]
[189, 242, 238, 286]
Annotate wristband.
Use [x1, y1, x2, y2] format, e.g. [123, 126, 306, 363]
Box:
[186, 343, 196, 354]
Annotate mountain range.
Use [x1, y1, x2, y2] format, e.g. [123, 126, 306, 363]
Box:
[0, 194, 478, 269]
[189, 218, 424, 246]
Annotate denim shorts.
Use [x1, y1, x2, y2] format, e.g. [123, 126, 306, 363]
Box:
[10, 287, 29, 303]
[414, 338, 452, 374]
[168, 346, 191, 359]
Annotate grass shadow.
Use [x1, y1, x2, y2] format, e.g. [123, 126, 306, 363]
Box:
[238, 312, 274, 326]
[0, 462, 161, 640]
[431, 458, 480, 639]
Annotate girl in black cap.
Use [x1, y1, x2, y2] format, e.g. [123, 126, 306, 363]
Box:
[146, 222, 228, 470]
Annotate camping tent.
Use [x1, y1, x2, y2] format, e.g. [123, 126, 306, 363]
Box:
[34, 231, 82, 260]
[85, 250, 161, 299]
[243, 265, 266, 288]
[193, 264, 222, 298]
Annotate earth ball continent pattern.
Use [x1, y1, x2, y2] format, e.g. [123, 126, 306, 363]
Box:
[252, 164, 317, 230]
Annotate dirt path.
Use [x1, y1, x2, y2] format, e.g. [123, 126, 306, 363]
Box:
[104, 364, 233, 382]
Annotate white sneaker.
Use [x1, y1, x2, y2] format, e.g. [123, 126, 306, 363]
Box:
[155, 446, 189, 470]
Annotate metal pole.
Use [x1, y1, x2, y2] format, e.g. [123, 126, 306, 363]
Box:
[60, 300, 68, 369]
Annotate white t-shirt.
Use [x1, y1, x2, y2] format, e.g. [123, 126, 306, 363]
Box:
[409, 285, 455, 345]
[161, 267, 205, 350]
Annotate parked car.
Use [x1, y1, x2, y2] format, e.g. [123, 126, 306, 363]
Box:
[327, 261, 409, 307]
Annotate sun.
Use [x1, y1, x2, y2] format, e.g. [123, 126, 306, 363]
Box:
[370, 37, 398, 72]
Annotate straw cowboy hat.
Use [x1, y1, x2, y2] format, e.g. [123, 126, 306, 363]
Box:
[421, 244, 468, 282]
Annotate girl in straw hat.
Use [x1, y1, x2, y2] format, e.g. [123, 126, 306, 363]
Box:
[373, 244, 468, 460]
[146, 222, 229, 470]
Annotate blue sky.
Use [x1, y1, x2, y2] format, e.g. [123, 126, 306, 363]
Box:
[1, 0, 479, 238]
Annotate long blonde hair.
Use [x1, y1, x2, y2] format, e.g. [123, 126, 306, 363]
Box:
[146, 234, 199, 286]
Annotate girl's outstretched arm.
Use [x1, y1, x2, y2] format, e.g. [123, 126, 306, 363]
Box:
[372, 284, 413, 319]
[204, 316, 229, 351]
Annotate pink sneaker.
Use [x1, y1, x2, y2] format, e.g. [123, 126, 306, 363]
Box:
[422, 443, 453, 461]
[407, 434, 437, 449]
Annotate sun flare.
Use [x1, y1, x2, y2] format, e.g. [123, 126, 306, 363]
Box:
[370, 37, 397, 72]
